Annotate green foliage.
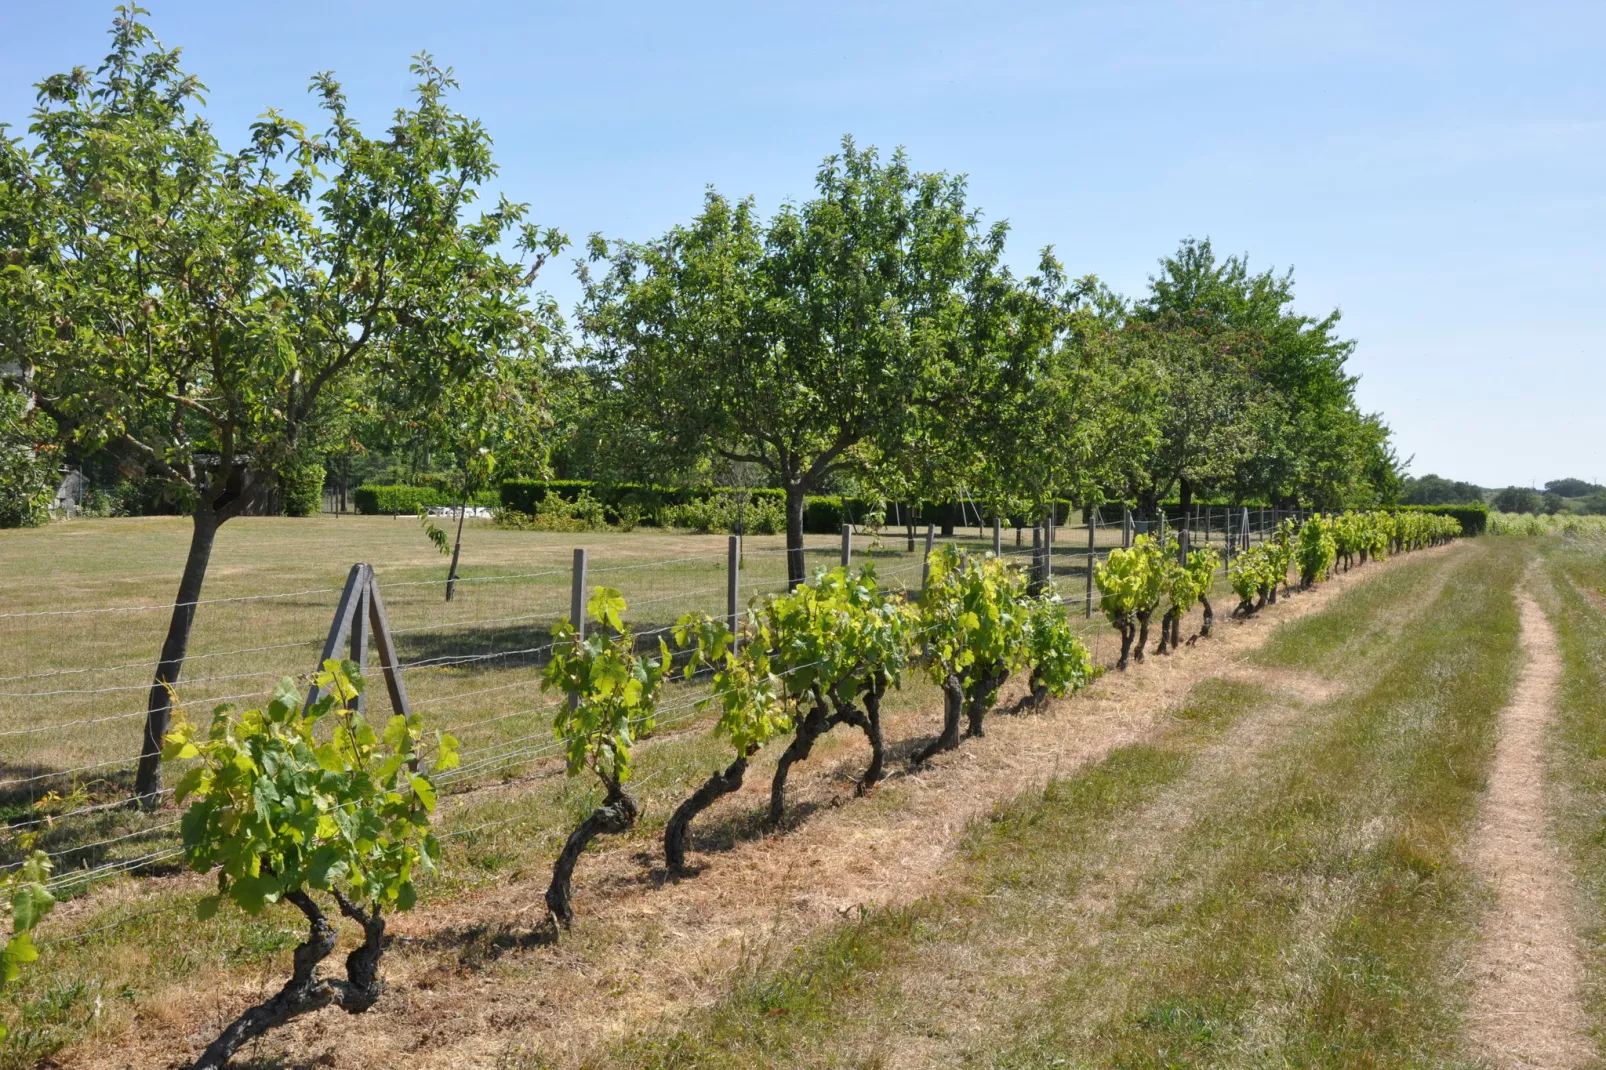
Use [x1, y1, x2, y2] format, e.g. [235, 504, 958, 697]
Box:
[542, 589, 667, 792]
[1296, 513, 1338, 587]
[0, 390, 56, 529]
[672, 617, 791, 756]
[1400, 473, 1484, 506]
[354, 485, 497, 514]
[1162, 542, 1220, 618]
[0, 851, 56, 1041]
[660, 493, 786, 535]
[166, 661, 454, 916]
[1491, 486, 1543, 515]
[277, 461, 325, 518]
[1095, 536, 1166, 631]
[580, 137, 1004, 585]
[1229, 547, 1272, 606]
[2, 11, 561, 526]
[760, 565, 920, 710]
[1392, 502, 1487, 536]
[920, 545, 1031, 688]
[1546, 478, 1603, 499]
[1022, 596, 1098, 699]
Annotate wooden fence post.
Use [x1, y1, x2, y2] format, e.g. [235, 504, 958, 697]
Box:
[840, 523, 852, 569]
[1085, 509, 1095, 618]
[922, 523, 935, 588]
[992, 517, 1002, 556]
[1122, 507, 1133, 549]
[568, 547, 588, 711]
[727, 535, 740, 654]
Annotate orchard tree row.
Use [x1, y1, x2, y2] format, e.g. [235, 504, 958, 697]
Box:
[2, 10, 1403, 803]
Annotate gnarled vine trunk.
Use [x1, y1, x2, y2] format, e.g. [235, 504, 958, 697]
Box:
[190, 890, 386, 1070]
[1116, 619, 1136, 669]
[911, 671, 966, 764]
[1156, 608, 1178, 654]
[1135, 609, 1154, 663]
[547, 787, 638, 927]
[1199, 594, 1214, 637]
[963, 662, 1008, 738]
[665, 749, 753, 876]
[768, 693, 832, 825]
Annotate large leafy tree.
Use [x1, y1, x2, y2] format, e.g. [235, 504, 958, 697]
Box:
[0, 9, 562, 801]
[578, 138, 993, 588]
[947, 254, 1152, 524]
[1129, 238, 1394, 513]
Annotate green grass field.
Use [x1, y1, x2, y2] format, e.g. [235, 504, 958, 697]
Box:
[0, 512, 1449, 1068]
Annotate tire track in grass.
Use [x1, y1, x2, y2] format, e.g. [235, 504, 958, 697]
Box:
[1465, 585, 1591, 1068]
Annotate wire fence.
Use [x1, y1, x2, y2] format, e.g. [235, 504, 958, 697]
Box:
[0, 506, 1307, 910]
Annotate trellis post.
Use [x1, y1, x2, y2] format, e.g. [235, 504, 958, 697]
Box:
[727, 535, 741, 654]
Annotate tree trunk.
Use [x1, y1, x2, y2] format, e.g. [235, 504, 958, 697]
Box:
[190, 892, 337, 1070]
[1156, 608, 1176, 654]
[546, 788, 638, 928]
[1170, 608, 1182, 649]
[911, 672, 965, 765]
[135, 507, 222, 805]
[665, 750, 752, 876]
[1135, 609, 1153, 662]
[1199, 594, 1214, 637]
[785, 481, 807, 590]
[444, 493, 469, 602]
[1137, 488, 1159, 526]
[1117, 621, 1136, 669]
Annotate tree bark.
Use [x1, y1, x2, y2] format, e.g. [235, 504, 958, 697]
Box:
[785, 481, 807, 590]
[1199, 594, 1214, 637]
[665, 750, 752, 876]
[1117, 621, 1136, 669]
[546, 788, 638, 928]
[135, 507, 222, 804]
[911, 672, 965, 764]
[1156, 608, 1176, 654]
[444, 492, 469, 602]
[1135, 609, 1153, 663]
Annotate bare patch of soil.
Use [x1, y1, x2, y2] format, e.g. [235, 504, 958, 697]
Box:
[62, 545, 1462, 1070]
[1466, 588, 1591, 1069]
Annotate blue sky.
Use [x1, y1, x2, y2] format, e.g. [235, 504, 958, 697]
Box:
[4, 1, 1601, 488]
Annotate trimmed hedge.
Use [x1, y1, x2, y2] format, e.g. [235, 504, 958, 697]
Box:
[1394, 502, 1488, 537]
[279, 462, 325, 518]
[354, 485, 498, 515]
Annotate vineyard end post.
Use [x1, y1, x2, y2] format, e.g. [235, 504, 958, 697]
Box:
[840, 523, 852, 569]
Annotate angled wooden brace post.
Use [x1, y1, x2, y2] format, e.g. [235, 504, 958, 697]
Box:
[305, 563, 412, 720]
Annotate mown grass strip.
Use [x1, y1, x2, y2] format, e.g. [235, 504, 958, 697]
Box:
[1539, 537, 1606, 1064]
[593, 544, 1488, 1070]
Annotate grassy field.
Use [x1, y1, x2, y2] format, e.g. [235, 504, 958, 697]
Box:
[0, 512, 1419, 1067]
[589, 538, 1535, 1068]
[0, 514, 1184, 884]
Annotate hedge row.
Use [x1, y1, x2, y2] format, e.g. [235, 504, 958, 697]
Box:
[1393, 502, 1488, 537]
[498, 479, 1073, 533]
[353, 485, 499, 515]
